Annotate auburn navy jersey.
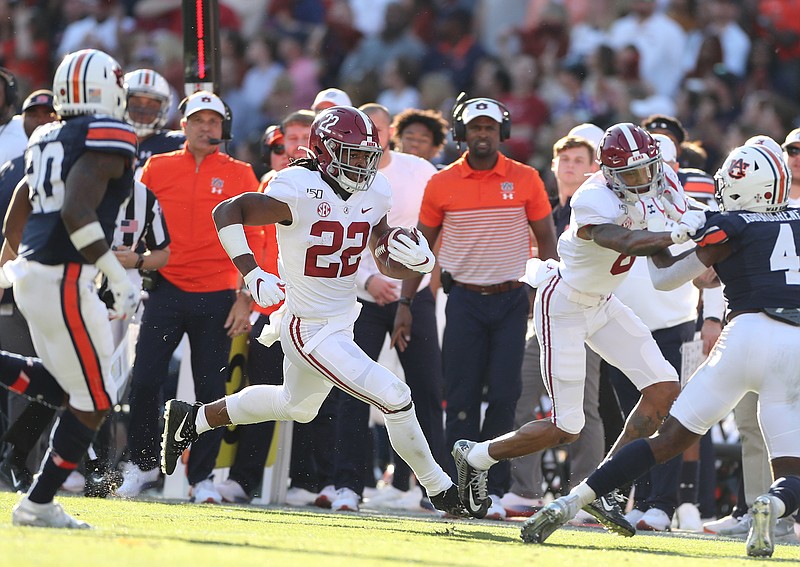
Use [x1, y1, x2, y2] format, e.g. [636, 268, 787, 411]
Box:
[19, 115, 137, 265]
[137, 130, 184, 170]
[693, 208, 800, 312]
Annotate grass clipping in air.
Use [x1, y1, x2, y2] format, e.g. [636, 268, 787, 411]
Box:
[1, 492, 798, 566]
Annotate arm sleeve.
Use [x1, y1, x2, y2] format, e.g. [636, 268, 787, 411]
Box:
[647, 252, 708, 291]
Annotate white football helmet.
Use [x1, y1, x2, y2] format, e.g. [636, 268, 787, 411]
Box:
[124, 69, 172, 137]
[744, 135, 783, 159]
[53, 49, 125, 120]
[714, 145, 791, 213]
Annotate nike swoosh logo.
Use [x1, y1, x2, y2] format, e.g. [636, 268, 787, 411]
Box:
[601, 498, 615, 512]
[361, 207, 372, 214]
[468, 483, 481, 511]
[173, 412, 190, 442]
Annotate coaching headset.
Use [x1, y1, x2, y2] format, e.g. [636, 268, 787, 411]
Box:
[451, 91, 511, 142]
[178, 93, 233, 144]
[0, 67, 18, 110]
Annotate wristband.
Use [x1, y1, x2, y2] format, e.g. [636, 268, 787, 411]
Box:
[218, 224, 253, 259]
[135, 254, 144, 270]
[364, 274, 374, 292]
[398, 296, 412, 307]
[70, 221, 105, 250]
[704, 317, 721, 324]
[95, 249, 127, 285]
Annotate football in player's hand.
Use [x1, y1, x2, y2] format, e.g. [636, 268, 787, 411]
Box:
[374, 227, 419, 268]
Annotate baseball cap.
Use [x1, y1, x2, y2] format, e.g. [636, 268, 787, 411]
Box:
[22, 89, 54, 112]
[312, 88, 352, 112]
[782, 128, 800, 149]
[568, 123, 604, 150]
[652, 133, 677, 163]
[182, 90, 226, 118]
[461, 99, 504, 125]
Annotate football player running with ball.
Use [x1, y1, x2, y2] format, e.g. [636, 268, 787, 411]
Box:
[452, 123, 707, 532]
[521, 144, 800, 558]
[160, 106, 468, 517]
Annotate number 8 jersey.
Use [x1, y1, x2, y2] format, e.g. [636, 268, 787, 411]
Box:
[265, 165, 392, 319]
[19, 115, 137, 264]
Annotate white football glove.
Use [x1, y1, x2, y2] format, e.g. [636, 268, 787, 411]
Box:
[387, 228, 435, 274]
[670, 211, 707, 244]
[660, 185, 689, 222]
[244, 266, 285, 308]
[108, 277, 139, 320]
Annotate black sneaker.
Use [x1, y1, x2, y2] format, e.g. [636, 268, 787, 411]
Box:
[429, 484, 469, 518]
[83, 459, 123, 498]
[583, 489, 636, 537]
[451, 440, 490, 519]
[0, 457, 33, 493]
[161, 400, 201, 475]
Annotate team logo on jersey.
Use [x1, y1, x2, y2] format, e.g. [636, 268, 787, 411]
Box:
[318, 202, 331, 217]
[728, 158, 750, 179]
[306, 188, 323, 199]
[211, 178, 224, 194]
[501, 181, 515, 200]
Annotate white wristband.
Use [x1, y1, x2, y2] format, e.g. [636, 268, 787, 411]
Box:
[218, 224, 253, 259]
[70, 221, 105, 250]
[95, 249, 127, 284]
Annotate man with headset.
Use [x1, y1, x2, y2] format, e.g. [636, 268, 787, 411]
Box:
[117, 90, 262, 503]
[0, 67, 27, 168]
[394, 96, 558, 519]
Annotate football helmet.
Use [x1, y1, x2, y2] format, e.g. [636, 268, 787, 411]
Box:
[714, 145, 790, 213]
[308, 106, 382, 193]
[53, 49, 125, 120]
[124, 69, 172, 137]
[599, 123, 663, 203]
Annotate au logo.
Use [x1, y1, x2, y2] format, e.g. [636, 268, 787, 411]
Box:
[211, 177, 224, 194]
[501, 181, 515, 200]
[728, 158, 750, 179]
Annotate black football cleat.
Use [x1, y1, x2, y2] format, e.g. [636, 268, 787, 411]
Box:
[429, 484, 470, 518]
[161, 400, 201, 475]
[583, 489, 636, 537]
[451, 440, 490, 519]
[0, 457, 33, 493]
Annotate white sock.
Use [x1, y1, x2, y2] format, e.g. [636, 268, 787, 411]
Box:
[569, 482, 597, 508]
[195, 406, 212, 435]
[770, 494, 787, 517]
[383, 405, 451, 496]
[466, 441, 498, 470]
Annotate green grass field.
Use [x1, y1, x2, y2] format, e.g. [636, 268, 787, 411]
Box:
[1, 492, 798, 566]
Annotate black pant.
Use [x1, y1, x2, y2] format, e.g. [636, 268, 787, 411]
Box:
[127, 278, 232, 484]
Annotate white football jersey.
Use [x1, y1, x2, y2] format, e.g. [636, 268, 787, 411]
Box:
[265, 166, 392, 319]
[557, 168, 684, 296]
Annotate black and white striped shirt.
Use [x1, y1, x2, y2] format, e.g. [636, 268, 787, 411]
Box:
[113, 179, 170, 252]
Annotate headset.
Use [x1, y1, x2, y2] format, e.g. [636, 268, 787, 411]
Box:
[0, 67, 18, 110]
[451, 91, 511, 142]
[178, 94, 233, 144]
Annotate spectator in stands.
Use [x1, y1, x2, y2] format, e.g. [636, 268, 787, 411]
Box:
[390, 107, 449, 163]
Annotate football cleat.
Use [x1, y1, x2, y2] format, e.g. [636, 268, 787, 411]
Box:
[520, 493, 580, 543]
[451, 440, 490, 519]
[12, 498, 91, 529]
[428, 484, 469, 518]
[0, 458, 33, 493]
[161, 399, 201, 475]
[583, 489, 636, 537]
[746, 495, 777, 557]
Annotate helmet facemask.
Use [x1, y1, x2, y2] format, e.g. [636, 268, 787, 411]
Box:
[322, 138, 383, 193]
[603, 153, 664, 204]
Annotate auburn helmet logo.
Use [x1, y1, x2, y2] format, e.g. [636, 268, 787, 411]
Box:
[727, 158, 750, 179]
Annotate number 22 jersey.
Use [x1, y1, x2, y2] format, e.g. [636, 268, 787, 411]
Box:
[265, 165, 392, 319]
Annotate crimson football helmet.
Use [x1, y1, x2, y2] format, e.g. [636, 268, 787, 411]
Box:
[714, 145, 790, 213]
[53, 49, 125, 120]
[124, 69, 172, 137]
[599, 123, 664, 203]
[308, 106, 382, 193]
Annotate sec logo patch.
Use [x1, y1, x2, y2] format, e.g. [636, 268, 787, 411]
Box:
[317, 202, 331, 217]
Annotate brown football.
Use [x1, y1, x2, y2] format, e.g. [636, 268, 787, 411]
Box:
[374, 227, 419, 268]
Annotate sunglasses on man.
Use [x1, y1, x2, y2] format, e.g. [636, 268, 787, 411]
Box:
[786, 146, 800, 157]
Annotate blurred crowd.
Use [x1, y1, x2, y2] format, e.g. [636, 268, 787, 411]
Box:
[2, 0, 798, 187]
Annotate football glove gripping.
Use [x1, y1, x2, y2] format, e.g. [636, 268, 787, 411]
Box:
[244, 266, 285, 308]
[670, 211, 706, 245]
[660, 186, 688, 222]
[387, 228, 435, 274]
[108, 277, 139, 320]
